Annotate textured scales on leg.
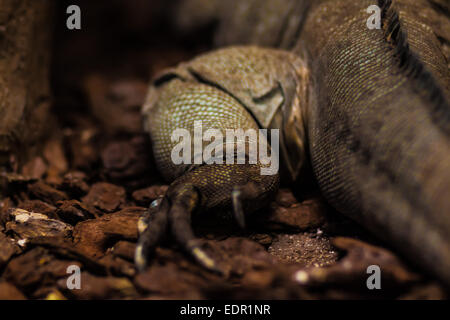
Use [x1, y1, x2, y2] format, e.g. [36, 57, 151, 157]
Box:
[139, 1, 450, 286]
[296, 0, 450, 285]
[137, 47, 312, 272]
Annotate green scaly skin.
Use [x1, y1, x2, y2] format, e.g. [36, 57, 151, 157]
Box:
[136, 0, 450, 286]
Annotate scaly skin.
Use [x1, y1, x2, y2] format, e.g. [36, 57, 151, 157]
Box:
[137, 66, 281, 272]
[298, 0, 450, 285]
[137, 0, 450, 285]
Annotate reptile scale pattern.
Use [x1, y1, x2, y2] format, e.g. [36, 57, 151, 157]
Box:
[299, 0, 450, 284]
[145, 78, 279, 211]
[142, 0, 450, 285]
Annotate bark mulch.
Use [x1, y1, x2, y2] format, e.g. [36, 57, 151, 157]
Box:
[0, 1, 448, 300]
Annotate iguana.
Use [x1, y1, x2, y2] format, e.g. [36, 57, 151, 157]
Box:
[136, 0, 450, 286]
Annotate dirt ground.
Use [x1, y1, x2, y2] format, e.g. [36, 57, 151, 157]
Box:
[0, 1, 448, 300]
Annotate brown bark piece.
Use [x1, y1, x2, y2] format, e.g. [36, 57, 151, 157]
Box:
[0, 0, 53, 165]
[4, 247, 80, 293]
[56, 200, 93, 225]
[132, 185, 168, 206]
[0, 281, 27, 300]
[17, 199, 58, 219]
[28, 181, 69, 204]
[296, 237, 421, 290]
[72, 207, 145, 258]
[6, 208, 73, 241]
[257, 197, 328, 231]
[111, 241, 136, 261]
[0, 232, 19, 268]
[61, 171, 90, 196]
[81, 182, 126, 214]
[59, 272, 137, 300]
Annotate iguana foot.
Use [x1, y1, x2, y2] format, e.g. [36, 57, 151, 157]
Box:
[135, 164, 279, 274]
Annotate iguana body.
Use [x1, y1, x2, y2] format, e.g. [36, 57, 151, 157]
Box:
[137, 0, 450, 286]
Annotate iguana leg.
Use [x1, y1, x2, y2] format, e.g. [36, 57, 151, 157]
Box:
[136, 64, 289, 272]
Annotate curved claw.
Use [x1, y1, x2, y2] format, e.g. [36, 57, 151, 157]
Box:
[231, 187, 246, 229]
[134, 198, 169, 272]
[231, 181, 264, 229]
[137, 199, 162, 235]
[168, 184, 223, 275]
